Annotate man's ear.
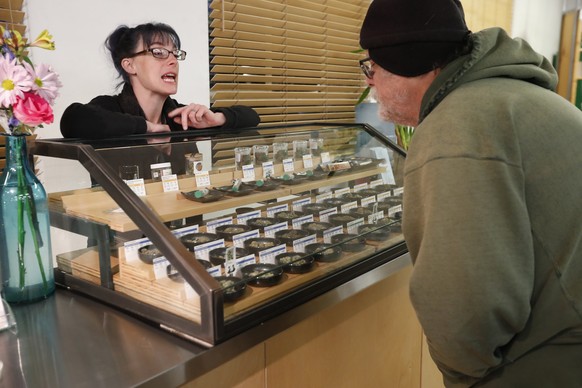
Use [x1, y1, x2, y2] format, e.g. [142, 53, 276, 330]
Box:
[121, 58, 136, 75]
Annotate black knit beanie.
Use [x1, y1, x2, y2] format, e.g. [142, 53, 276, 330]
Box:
[360, 0, 470, 77]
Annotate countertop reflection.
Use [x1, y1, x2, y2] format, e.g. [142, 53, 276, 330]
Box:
[0, 291, 203, 388]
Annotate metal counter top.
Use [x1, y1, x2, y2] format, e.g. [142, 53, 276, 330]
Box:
[0, 254, 410, 388]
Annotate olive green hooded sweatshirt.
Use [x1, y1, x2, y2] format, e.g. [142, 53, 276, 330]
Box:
[403, 28, 582, 387]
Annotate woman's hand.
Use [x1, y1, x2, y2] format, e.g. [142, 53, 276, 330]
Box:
[168, 104, 226, 130]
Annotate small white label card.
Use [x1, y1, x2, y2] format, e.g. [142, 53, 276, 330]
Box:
[206, 217, 233, 234]
[172, 224, 200, 237]
[292, 197, 312, 212]
[161, 174, 179, 192]
[353, 183, 368, 192]
[123, 236, 152, 263]
[377, 191, 391, 202]
[393, 187, 404, 196]
[316, 192, 333, 203]
[369, 178, 383, 188]
[283, 158, 295, 172]
[232, 255, 257, 278]
[236, 210, 261, 225]
[340, 201, 358, 213]
[292, 234, 317, 253]
[361, 195, 376, 207]
[153, 257, 170, 280]
[258, 244, 287, 264]
[264, 221, 288, 238]
[347, 217, 365, 234]
[266, 203, 289, 218]
[194, 239, 226, 262]
[233, 229, 261, 248]
[334, 187, 350, 198]
[389, 204, 403, 218]
[292, 214, 314, 230]
[369, 210, 385, 224]
[320, 151, 331, 164]
[242, 164, 256, 181]
[302, 154, 313, 169]
[262, 161, 274, 179]
[318, 207, 337, 223]
[195, 171, 211, 188]
[126, 178, 146, 196]
[323, 225, 343, 243]
[207, 265, 221, 277]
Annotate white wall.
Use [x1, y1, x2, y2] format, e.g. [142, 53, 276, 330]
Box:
[512, 0, 564, 62]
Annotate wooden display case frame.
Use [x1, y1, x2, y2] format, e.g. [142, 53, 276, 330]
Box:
[35, 123, 407, 346]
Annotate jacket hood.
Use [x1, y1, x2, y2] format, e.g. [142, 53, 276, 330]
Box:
[420, 27, 558, 122]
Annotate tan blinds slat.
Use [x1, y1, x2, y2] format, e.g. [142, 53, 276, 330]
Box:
[209, 0, 371, 126]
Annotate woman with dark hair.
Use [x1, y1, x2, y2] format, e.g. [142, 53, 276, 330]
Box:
[60, 22, 259, 139]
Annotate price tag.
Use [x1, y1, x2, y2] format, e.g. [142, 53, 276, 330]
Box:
[123, 237, 152, 263]
[161, 174, 179, 192]
[232, 255, 257, 277]
[233, 230, 261, 248]
[393, 187, 404, 196]
[353, 183, 368, 192]
[195, 171, 211, 188]
[153, 257, 170, 280]
[377, 191, 391, 202]
[318, 207, 337, 223]
[262, 161, 274, 178]
[237, 210, 262, 225]
[323, 226, 343, 243]
[292, 197, 312, 212]
[389, 204, 403, 218]
[258, 244, 287, 264]
[369, 179, 383, 188]
[125, 178, 146, 196]
[206, 217, 233, 233]
[369, 211, 384, 224]
[334, 187, 350, 198]
[320, 151, 331, 164]
[264, 222, 288, 238]
[283, 158, 294, 172]
[347, 217, 365, 234]
[361, 195, 376, 207]
[302, 154, 313, 169]
[266, 203, 289, 218]
[292, 234, 317, 252]
[292, 214, 313, 230]
[194, 239, 226, 262]
[207, 266, 221, 277]
[316, 192, 333, 203]
[242, 164, 256, 181]
[340, 201, 358, 213]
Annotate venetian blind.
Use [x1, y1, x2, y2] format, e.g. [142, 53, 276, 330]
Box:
[0, 0, 26, 172]
[208, 0, 371, 126]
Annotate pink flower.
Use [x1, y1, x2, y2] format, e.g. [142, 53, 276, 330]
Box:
[0, 54, 33, 108]
[24, 62, 62, 105]
[12, 91, 54, 126]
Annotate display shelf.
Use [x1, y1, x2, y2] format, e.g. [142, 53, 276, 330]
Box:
[35, 123, 406, 345]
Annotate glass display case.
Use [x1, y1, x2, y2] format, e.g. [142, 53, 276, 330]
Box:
[34, 123, 407, 346]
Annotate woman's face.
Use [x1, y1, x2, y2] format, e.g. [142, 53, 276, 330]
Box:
[127, 38, 180, 97]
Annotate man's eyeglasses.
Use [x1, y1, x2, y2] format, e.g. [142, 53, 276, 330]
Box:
[359, 57, 374, 79]
[130, 47, 187, 61]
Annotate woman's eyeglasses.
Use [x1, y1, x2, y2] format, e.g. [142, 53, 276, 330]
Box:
[359, 57, 374, 79]
[130, 47, 187, 61]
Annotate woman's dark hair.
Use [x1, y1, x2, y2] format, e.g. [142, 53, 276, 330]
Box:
[105, 22, 181, 87]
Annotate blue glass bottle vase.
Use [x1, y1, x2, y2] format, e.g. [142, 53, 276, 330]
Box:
[0, 135, 54, 303]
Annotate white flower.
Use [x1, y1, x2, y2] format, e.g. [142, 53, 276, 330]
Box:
[25, 62, 62, 105]
[0, 54, 33, 108]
